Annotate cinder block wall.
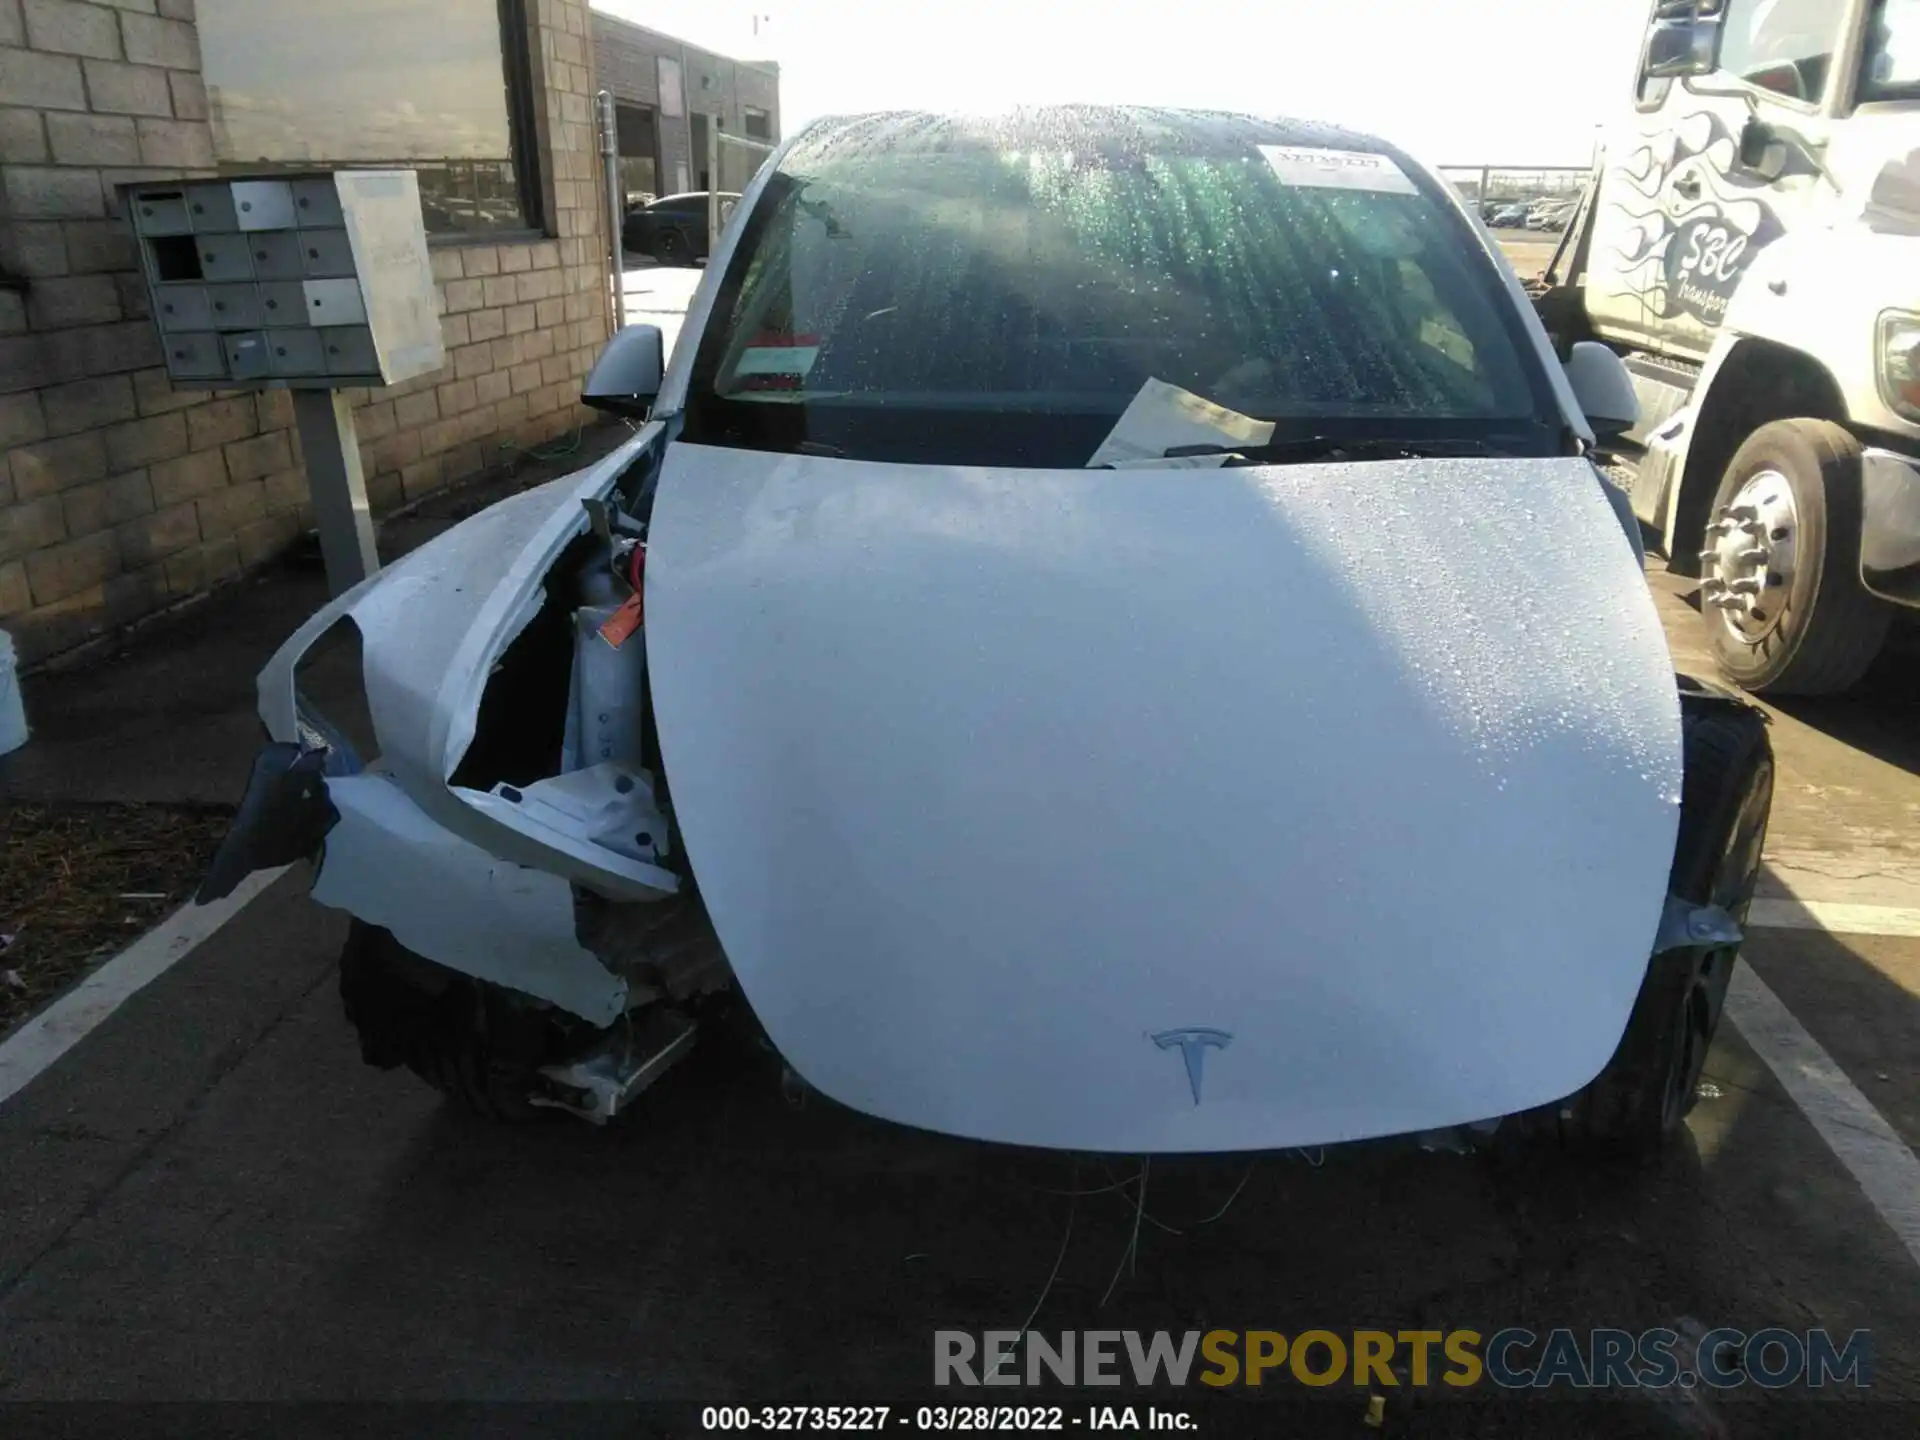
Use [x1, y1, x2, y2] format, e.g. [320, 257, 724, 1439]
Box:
[1, 0, 613, 665]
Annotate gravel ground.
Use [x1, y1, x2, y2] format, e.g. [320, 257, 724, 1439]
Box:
[0, 803, 232, 1040]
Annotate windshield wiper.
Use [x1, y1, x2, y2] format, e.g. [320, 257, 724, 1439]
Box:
[1162, 436, 1509, 464]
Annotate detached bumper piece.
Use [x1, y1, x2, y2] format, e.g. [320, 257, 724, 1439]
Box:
[196, 742, 340, 904]
[529, 1006, 698, 1123]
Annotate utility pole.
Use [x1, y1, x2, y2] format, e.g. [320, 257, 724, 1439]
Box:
[681, 41, 695, 193]
[599, 90, 627, 330]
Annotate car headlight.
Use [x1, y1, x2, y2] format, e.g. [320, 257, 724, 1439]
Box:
[1877, 310, 1920, 423]
[295, 702, 365, 776]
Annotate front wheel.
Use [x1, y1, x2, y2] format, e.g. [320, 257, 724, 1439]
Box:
[655, 227, 689, 265]
[338, 921, 571, 1122]
[1556, 686, 1774, 1156]
[1701, 419, 1891, 696]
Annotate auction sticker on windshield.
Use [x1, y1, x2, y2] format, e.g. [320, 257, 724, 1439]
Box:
[1258, 145, 1419, 195]
[730, 332, 821, 391]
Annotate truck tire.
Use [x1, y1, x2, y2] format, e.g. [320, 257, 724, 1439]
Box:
[1557, 685, 1773, 1156]
[337, 920, 561, 1123]
[1701, 419, 1891, 696]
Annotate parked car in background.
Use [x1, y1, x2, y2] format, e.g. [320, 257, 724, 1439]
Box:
[622, 190, 741, 264]
[1526, 200, 1574, 231]
[1490, 203, 1531, 228]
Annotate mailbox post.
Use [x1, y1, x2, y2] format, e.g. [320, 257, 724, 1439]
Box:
[119, 170, 446, 595]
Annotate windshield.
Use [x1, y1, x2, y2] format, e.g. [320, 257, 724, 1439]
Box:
[682, 121, 1563, 467]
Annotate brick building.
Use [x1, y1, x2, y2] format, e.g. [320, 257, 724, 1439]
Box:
[592, 10, 779, 204]
[1, 0, 617, 666]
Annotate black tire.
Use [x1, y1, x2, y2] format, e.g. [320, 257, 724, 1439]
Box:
[1704, 419, 1891, 696]
[655, 227, 688, 264]
[1558, 687, 1774, 1155]
[337, 921, 562, 1123]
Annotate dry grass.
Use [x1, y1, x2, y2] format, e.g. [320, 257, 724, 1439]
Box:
[0, 802, 232, 1040]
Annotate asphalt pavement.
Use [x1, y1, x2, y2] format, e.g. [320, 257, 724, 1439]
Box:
[1490, 226, 1565, 281]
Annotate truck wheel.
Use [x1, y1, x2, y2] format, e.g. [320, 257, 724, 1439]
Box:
[338, 920, 562, 1123]
[1557, 690, 1773, 1156]
[1700, 419, 1891, 695]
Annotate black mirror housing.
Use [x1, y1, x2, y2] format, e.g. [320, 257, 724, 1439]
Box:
[1736, 116, 1790, 181]
[583, 323, 666, 419]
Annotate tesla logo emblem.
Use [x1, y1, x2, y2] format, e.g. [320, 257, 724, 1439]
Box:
[1152, 1028, 1233, 1105]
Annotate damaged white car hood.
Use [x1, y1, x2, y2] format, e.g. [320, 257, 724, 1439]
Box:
[644, 443, 1682, 1152]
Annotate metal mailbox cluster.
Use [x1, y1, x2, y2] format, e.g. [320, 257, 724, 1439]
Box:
[120, 170, 444, 391]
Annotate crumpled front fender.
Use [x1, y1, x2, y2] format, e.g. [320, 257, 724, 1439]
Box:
[255, 423, 677, 904]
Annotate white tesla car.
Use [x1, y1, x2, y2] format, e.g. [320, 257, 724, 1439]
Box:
[198, 106, 1773, 1157]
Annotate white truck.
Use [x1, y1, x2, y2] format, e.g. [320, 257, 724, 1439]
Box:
[1535, 0, 1920, 694]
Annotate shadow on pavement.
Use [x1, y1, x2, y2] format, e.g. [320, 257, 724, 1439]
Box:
[1764, 637, 1920, 781]
[325, 1031, 1816, 1431]
[1663, 572, 1920, 780]
[0, 423, 633, 810]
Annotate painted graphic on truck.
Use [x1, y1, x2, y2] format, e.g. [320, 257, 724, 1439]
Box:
[1600, 111, 1805, 328]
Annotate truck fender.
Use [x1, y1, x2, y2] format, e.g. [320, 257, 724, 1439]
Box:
[1638, 335, 1742, 553]
[1646, 330, 1850, 573]
[1717, 227, 1916, 435]
[1715, 238, 1845, 375]
[1650, 228, 1853, 549]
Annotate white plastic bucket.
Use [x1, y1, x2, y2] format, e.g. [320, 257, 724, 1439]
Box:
[0, 629, 27, 757]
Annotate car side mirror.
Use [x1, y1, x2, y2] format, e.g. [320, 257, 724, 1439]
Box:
[1644, 0, 1725, 79]
[583, 323, 665, 419]
[1564, 341, 1639, 442]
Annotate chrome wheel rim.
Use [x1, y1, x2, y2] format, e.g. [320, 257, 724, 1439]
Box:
[1700, 470, 1798, 644]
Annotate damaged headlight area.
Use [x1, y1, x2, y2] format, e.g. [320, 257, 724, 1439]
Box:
[198, 614, 373, 903]
[297, 466, 733, 1125]
[290, 612, 375, 778]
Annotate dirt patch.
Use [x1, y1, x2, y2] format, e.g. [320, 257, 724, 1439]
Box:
[0, 802, 232, 1040]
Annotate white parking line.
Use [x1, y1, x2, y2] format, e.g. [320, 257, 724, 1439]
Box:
[1725, 966, 1920, 1270]
[0, 867, 289, 1111]
[1747, 899, 1920, 938]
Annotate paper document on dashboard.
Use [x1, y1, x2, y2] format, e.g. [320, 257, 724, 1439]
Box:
[1086, 378, 1277, 467]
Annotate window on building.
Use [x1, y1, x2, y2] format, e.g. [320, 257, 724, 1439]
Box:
[616, 104, 660, 205]
[1714, 0, 1849, 104]
[744, 107, 772, 140]
[196, 0, 542, 237]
